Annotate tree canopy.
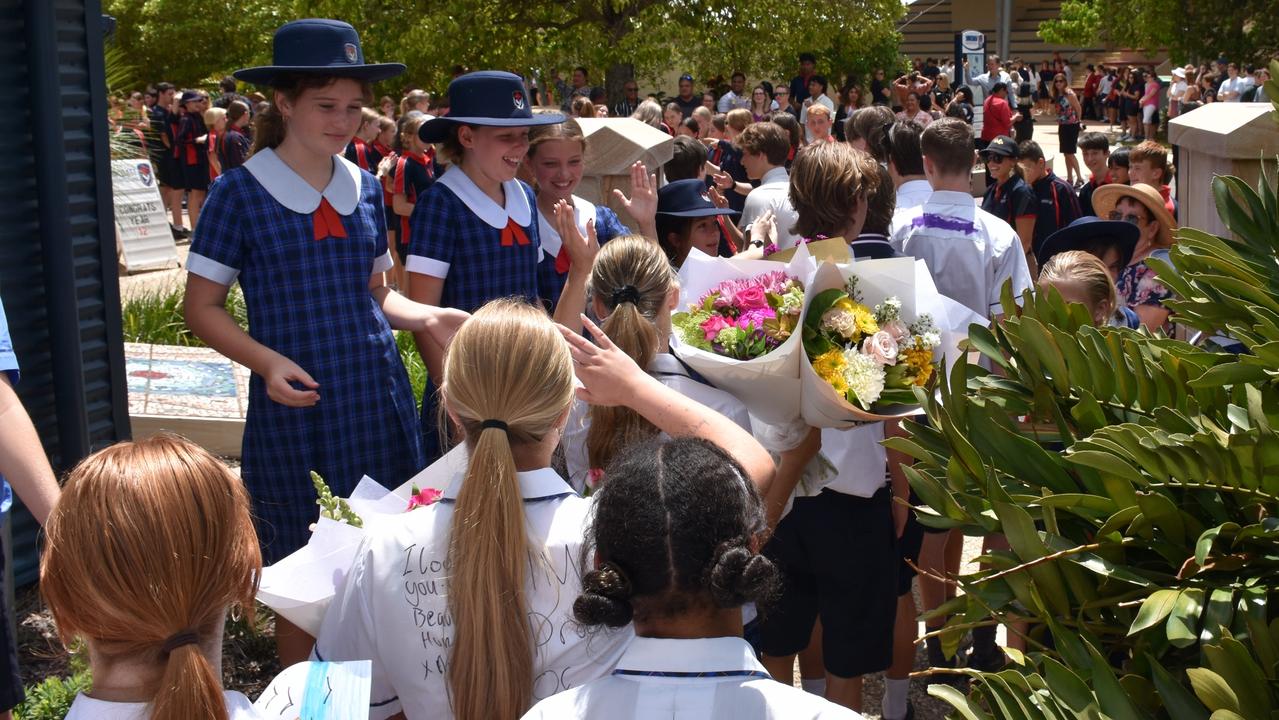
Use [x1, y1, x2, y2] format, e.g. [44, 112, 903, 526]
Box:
[1038, 0, 1279, 64]
[104, 0, 905, 99]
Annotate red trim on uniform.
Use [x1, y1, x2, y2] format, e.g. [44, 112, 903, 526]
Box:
[312, 198, 348, 241]
[208, 131, 219, 181]
[354, 139, 369, 170]
[393, 156, 410, 195]
[715, 216, 736, 255]
[500, 218, 531, 247]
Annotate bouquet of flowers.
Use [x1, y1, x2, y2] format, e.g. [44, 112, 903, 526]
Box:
[798, 258, 980, 427]
[804, 276, 940, 412]
[670, 245, 816, 425]
[665, 248, 813, 427]
[672, 270, 805, 360]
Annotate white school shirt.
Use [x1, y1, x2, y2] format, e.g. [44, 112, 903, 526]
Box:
[738, 166, 802, 250]
[67, 691, 264, 719]
[889, 189, 1032, 318]
[563, 353, 752, 492]
[894, 179, 932, 213]
[521, 636, 862, 719]
[313, 466, 632, 720]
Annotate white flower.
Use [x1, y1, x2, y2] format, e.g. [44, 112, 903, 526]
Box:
[821, 308, 859, 339]
[875, 297, 902, 325]
[842, 350, 886, 407]
[920, 330, 942, 349]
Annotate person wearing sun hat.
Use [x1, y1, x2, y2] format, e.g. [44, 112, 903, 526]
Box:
[655, 178, 738, 267]
[402, 70, 565, 460]
[184, 18, 468, 665]
[1091, 182, 1178, 332]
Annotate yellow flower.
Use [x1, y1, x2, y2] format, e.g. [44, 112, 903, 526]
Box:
[853, 307, 879, 336]
[902, 345, 934, 385]
[813, 349, 849, 394]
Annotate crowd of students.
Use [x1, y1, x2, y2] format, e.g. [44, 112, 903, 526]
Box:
[5, 17, 1227, 720]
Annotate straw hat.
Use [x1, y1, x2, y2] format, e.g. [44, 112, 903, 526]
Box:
[1091, 182, 1176, 247]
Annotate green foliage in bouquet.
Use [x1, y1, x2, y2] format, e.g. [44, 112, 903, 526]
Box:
[887, 167, 1279, 719]
[312, 471, 362, 528]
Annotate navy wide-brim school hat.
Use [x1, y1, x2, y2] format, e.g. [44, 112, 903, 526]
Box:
[234, 19, 405, 85]
[418, 71, 564, 143]
[656, 179, 739, 218]
[1036, 215, 1139, 270]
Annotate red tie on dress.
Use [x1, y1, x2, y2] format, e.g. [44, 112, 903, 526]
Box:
[555, 246, 572, 274]
[312, 198, 348, 241]
[500, 218, 531, 247]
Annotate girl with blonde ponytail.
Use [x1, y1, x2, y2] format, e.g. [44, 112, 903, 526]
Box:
[316, 297, 776, 719]
[560, 236, 752, 491]
[41, 434, 263, 720]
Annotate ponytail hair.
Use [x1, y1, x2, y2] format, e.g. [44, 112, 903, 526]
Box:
[585, 236, 673, 471]
[440, 299, 575, 720]
[575, 437, 777, 626]
[251, 73, 373, 155]
[40, 433, 261, 720]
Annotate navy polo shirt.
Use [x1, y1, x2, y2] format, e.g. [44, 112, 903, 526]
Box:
[981, 175, 1036, 229]
[1029, 172, 1082, 256]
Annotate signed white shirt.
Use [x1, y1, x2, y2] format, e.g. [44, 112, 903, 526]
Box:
[521, 636, 862, 719]
[314, 467, 632, 719]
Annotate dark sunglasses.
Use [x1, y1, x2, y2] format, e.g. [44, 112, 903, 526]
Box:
[1108, 211, 1147, 225]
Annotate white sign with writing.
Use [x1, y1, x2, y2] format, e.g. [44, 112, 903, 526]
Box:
[111, 159, 177, 272]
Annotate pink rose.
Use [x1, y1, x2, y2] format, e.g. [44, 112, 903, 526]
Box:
[734, 286, 770, 310]
[861, 331, 900, 366]
[406, 486, 443, 511]
[701, 315, 734, 341]
[882, 319, 910, 343]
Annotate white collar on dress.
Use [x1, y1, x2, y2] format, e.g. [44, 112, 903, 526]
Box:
[536, 195, 595, 259]
[436, 166, 532, 230]
[441, 465, 574, 502]
[615, 636, 765, 675]
[243, 148, 361, 216]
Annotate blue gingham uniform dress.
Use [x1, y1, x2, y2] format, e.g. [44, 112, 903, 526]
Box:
[189, 161, 425, 563]
[536, 201, 631, 309]
[407, 172, 543, 458]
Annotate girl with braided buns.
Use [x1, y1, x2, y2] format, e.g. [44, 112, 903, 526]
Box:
[523, 435, 858, 719]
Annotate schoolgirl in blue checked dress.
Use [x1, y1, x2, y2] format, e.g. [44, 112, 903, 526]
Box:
[184, 20, 466, 610]
[525, 118, 658, 306]
[404, 71, 566, 458]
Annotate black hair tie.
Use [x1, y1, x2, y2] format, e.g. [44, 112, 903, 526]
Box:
[162, 630, 199, 654]
[480, 419, 509, 433]
[611, 285, 641, 306]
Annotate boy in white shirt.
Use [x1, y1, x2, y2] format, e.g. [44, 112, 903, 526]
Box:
[890, 117, 1032, 319]
[889, 117, 1032, 674]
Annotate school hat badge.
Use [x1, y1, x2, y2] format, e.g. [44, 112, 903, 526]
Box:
[418, 71, 564, 143]
[233, 19, 405, 85]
